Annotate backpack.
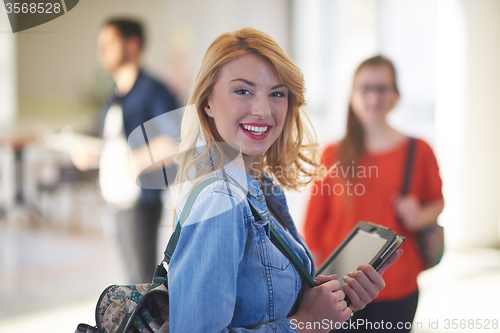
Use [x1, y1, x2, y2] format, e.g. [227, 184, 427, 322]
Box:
[75, 177, 221, 333]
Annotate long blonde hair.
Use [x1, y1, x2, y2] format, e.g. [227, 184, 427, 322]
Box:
[176, 28, 325, 192]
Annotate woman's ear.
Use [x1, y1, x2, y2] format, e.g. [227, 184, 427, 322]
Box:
[204, 104, 213, 117]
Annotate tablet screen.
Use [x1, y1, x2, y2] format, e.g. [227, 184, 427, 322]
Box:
[318, 229, 389, 288]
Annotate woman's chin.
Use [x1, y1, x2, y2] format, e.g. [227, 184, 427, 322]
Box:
[357, 113, 388, 127]
[241, 147, 268, 160]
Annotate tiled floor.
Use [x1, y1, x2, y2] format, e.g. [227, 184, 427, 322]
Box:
[1, 217, 499, 332]
[0, 222, 124, 325]
[414, 247, 500, 333]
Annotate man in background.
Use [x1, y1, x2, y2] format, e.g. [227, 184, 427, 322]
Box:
[72, 18, 179, 283]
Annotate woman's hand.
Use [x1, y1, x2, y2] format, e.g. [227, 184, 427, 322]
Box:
[394, 195, 422, 231]
[395, 195, 445, 232]
[289, 275, 352, 333]
[289, 249, 402, 331]
[343, 249, 403, 311]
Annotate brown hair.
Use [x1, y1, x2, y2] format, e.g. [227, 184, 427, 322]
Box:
[339, 55, 399, 177]
[176, 27, 325, 191]
[105, 18, 145, 50]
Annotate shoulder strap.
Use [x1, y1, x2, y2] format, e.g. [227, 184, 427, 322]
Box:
[159, 175, 315, 287]
[401, 138, 417, 196]
[270, 226, 316, 287]
[221, 172, 315, 287]
[248, 202, 315, 288]
[162, 177, 223, 265]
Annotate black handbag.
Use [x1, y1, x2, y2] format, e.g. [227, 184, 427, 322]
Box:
[401, 138, 444, 270]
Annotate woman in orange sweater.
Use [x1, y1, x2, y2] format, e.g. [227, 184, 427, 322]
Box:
[303, 56, 444, 332]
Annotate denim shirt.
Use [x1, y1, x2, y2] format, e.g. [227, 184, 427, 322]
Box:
[168, 161, 315, 332]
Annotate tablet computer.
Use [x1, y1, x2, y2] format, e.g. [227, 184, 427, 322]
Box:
[316, 222, 405, 289]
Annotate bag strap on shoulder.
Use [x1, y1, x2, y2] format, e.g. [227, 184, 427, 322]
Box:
[162, 177, 223, 266]
[401, 137, 416, 196]
[219, 172, 315, 287]
[246, 198, 315, 287]
[270, 226, 316, 287]
[158, 175, 315, 287]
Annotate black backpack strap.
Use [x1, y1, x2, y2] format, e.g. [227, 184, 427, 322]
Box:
[401, 138, 417, 196]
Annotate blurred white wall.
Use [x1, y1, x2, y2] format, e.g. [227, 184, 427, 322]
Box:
[0, 7, 17, 129]
[380, 0, 437, 143]
[0, 9, 17, 213]
[436, 0, 500, 248]
[292, 0, 380, 145]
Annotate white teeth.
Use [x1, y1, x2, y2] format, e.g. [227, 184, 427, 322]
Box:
[242, 124, 269, 135]
[242, 124, 269, 134]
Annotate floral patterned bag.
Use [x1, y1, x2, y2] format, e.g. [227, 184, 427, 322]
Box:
[75, 178, 221, 333]
[93, 281, 169, 333]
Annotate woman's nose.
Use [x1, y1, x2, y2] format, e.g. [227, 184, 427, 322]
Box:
[364, 90, 382, 104]
[250, 94, 272, 119]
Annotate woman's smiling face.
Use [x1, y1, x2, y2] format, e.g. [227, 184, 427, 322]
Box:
[350, 65, 399, 126]
[205, 53, 289, 171]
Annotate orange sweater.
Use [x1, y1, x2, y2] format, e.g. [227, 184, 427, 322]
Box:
[303, 138, 443, 301]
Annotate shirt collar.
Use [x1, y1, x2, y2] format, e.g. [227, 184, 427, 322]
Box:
[192, 137, 263, 199]
[221, 158, 262, 199]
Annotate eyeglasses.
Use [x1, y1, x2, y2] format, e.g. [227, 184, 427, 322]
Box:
[356, 85, 395, 95]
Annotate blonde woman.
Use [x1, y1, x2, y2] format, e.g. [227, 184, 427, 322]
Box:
[168, 29, 401, 332]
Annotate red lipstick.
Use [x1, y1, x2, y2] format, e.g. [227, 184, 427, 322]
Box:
[240, 123, 272, 141]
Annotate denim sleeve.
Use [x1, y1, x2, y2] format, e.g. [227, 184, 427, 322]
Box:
[168, 188, 298, 333]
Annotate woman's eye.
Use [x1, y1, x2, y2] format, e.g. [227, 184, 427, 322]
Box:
[270, 91, 286, 98]
[234, 88, 251, 95]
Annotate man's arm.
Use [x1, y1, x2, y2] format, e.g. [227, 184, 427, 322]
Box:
[129, 134, 178, 178]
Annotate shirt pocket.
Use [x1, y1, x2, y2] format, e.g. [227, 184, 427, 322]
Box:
[257, 227, 291, 271]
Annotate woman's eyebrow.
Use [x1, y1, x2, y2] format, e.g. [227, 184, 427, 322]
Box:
[230, 78, 255, 86]
[230, 78, 286, 91]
